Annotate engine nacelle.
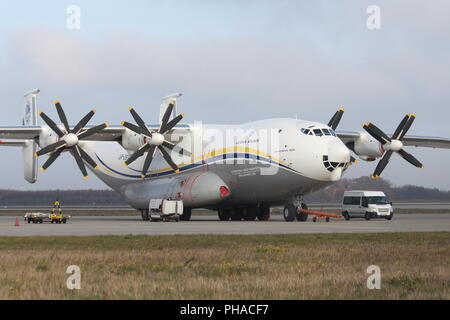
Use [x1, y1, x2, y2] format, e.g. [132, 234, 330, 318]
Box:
[349, 133, 384, 161]
[121, 128, 145, 153]
[38, 126, 59, 148]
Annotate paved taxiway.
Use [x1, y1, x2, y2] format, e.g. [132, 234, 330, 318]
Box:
[0, 214, 449, 236]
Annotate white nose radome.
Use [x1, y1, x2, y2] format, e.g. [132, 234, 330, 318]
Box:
[327, 140, 351, 164]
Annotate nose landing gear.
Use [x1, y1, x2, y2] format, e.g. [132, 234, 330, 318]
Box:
[283, 195, 308, 222]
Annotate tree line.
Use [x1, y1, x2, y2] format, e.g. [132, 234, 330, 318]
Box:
[0, 176, 448, 206]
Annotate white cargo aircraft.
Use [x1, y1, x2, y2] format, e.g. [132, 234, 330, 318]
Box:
[1, 89, 449, 221]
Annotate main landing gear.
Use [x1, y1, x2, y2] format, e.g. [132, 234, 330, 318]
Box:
[218, 206, 270, 221]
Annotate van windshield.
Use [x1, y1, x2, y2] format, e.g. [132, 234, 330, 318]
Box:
[365, 196, 389, 205]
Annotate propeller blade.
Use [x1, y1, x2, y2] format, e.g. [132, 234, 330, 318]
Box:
[38, 111, 65, 137]
[78, 146, 99, 169]
[78, 123, 109, 140]
[160, 113, 184, 134]
[40, 148, 64, 171]
[128, 107, 152, 136]
[35, 140, 66, 157]
[392, 114, 410, 140]
[328, 108, 344, 130]
[158, 145, 180, 173]
[141, 145, 157, 178]
[121, 121, 147, 135]
[54, 101, 70, 133]
[398, 114, 416, 140]
[363, 122, 391, 144]
[162, 141, 191, 156]
[72, 109, 96, 134]
[72, 146, 88, 178]
[124, 144, 150, 166]
[372, 150, 393, 179]
[398, 149, 423, 168]
[159, 101, 174, 133]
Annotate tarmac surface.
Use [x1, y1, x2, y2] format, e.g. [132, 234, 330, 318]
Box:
[1, 213, 449, 236]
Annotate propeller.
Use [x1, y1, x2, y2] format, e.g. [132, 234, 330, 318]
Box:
[35, 101, 109, 178]
[328, 108, 345, 130]
[362, 114, 423, 179]
[121, 101, 191, 178]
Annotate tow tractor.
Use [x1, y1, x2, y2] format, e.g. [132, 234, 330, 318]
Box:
[23, 200, 71, 224]
[149, 199, 183, 222]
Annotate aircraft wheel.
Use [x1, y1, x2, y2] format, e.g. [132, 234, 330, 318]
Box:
[296, 203, 308, 222]
[180, 208, 192, 221]
[141, 209, 150, 221]
[231, 208, 244, 221]
[244, 207, 257, 221]
[365, 212, 372, 221]
[283, 204, 296, 222]
[218, 208, 231, 221]
[256, 207, 270, 221]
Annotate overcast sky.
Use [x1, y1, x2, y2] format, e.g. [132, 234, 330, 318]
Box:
[0, 0, 449, 190]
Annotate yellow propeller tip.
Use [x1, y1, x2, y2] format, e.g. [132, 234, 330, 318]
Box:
[371, 175, 379, 179]
[169, 100, 175, 105]
[120, 121, 125, 125]
[105, 122, 109, 127]
[361, 123, 366, 128]
[33, 153, 38, 158]
[92, 109, 97, 113]
[180, 114, 184, 118]
[419, 165, 424, 168]
[411, 113, 416, 117]
[54, 100, 60, 104]
[38, 110, 43, 115]
[339, 108, 345, 111]
[94, 165, 99, 170]
[83, 175, 89, 179]
[123, 162, 128, 167]
[140, 174, 146, 179]
[128, 106, 133, 111]
[175, 169, 180, 173]
[39, 167, 46, 172]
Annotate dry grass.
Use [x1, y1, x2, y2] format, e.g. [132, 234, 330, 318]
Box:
[0, 232, 448, 300]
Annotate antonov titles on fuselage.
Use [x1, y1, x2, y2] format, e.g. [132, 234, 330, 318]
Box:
[1, 89, 449, 222]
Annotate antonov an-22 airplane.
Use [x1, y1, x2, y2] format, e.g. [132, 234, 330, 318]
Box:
[1, 89, 449, 221]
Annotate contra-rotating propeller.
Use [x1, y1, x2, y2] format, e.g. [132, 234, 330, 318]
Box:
[35, 101, 109, 178]
[121, 101, 191, 178]
[362, 114, 423, 179]
[328, 108, 345, 130]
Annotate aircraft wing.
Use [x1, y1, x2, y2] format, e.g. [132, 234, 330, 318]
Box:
[336, 131, 450, 149]
[0, 125, 191, 142]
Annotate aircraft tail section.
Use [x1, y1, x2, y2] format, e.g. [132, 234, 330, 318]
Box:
[22, 89, 40, 183]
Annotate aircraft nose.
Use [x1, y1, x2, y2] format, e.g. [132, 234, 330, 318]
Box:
[327, 140, 351, 164]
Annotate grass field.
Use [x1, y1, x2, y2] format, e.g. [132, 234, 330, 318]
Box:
[0, 232, 448, 299]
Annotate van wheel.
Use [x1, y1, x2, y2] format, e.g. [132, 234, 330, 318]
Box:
[218, 208, 231, 221]
[385, 213, 393, 221]
[365, 212, 371, 221]
[342, 211, 350, 221]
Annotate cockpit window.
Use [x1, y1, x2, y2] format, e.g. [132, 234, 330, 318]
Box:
[300, 128, 310, 135]
[313, 129, 323, 136]
[323, 129, 331, 136]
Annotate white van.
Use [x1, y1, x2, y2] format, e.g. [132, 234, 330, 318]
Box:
[341, 191, 393, 220]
